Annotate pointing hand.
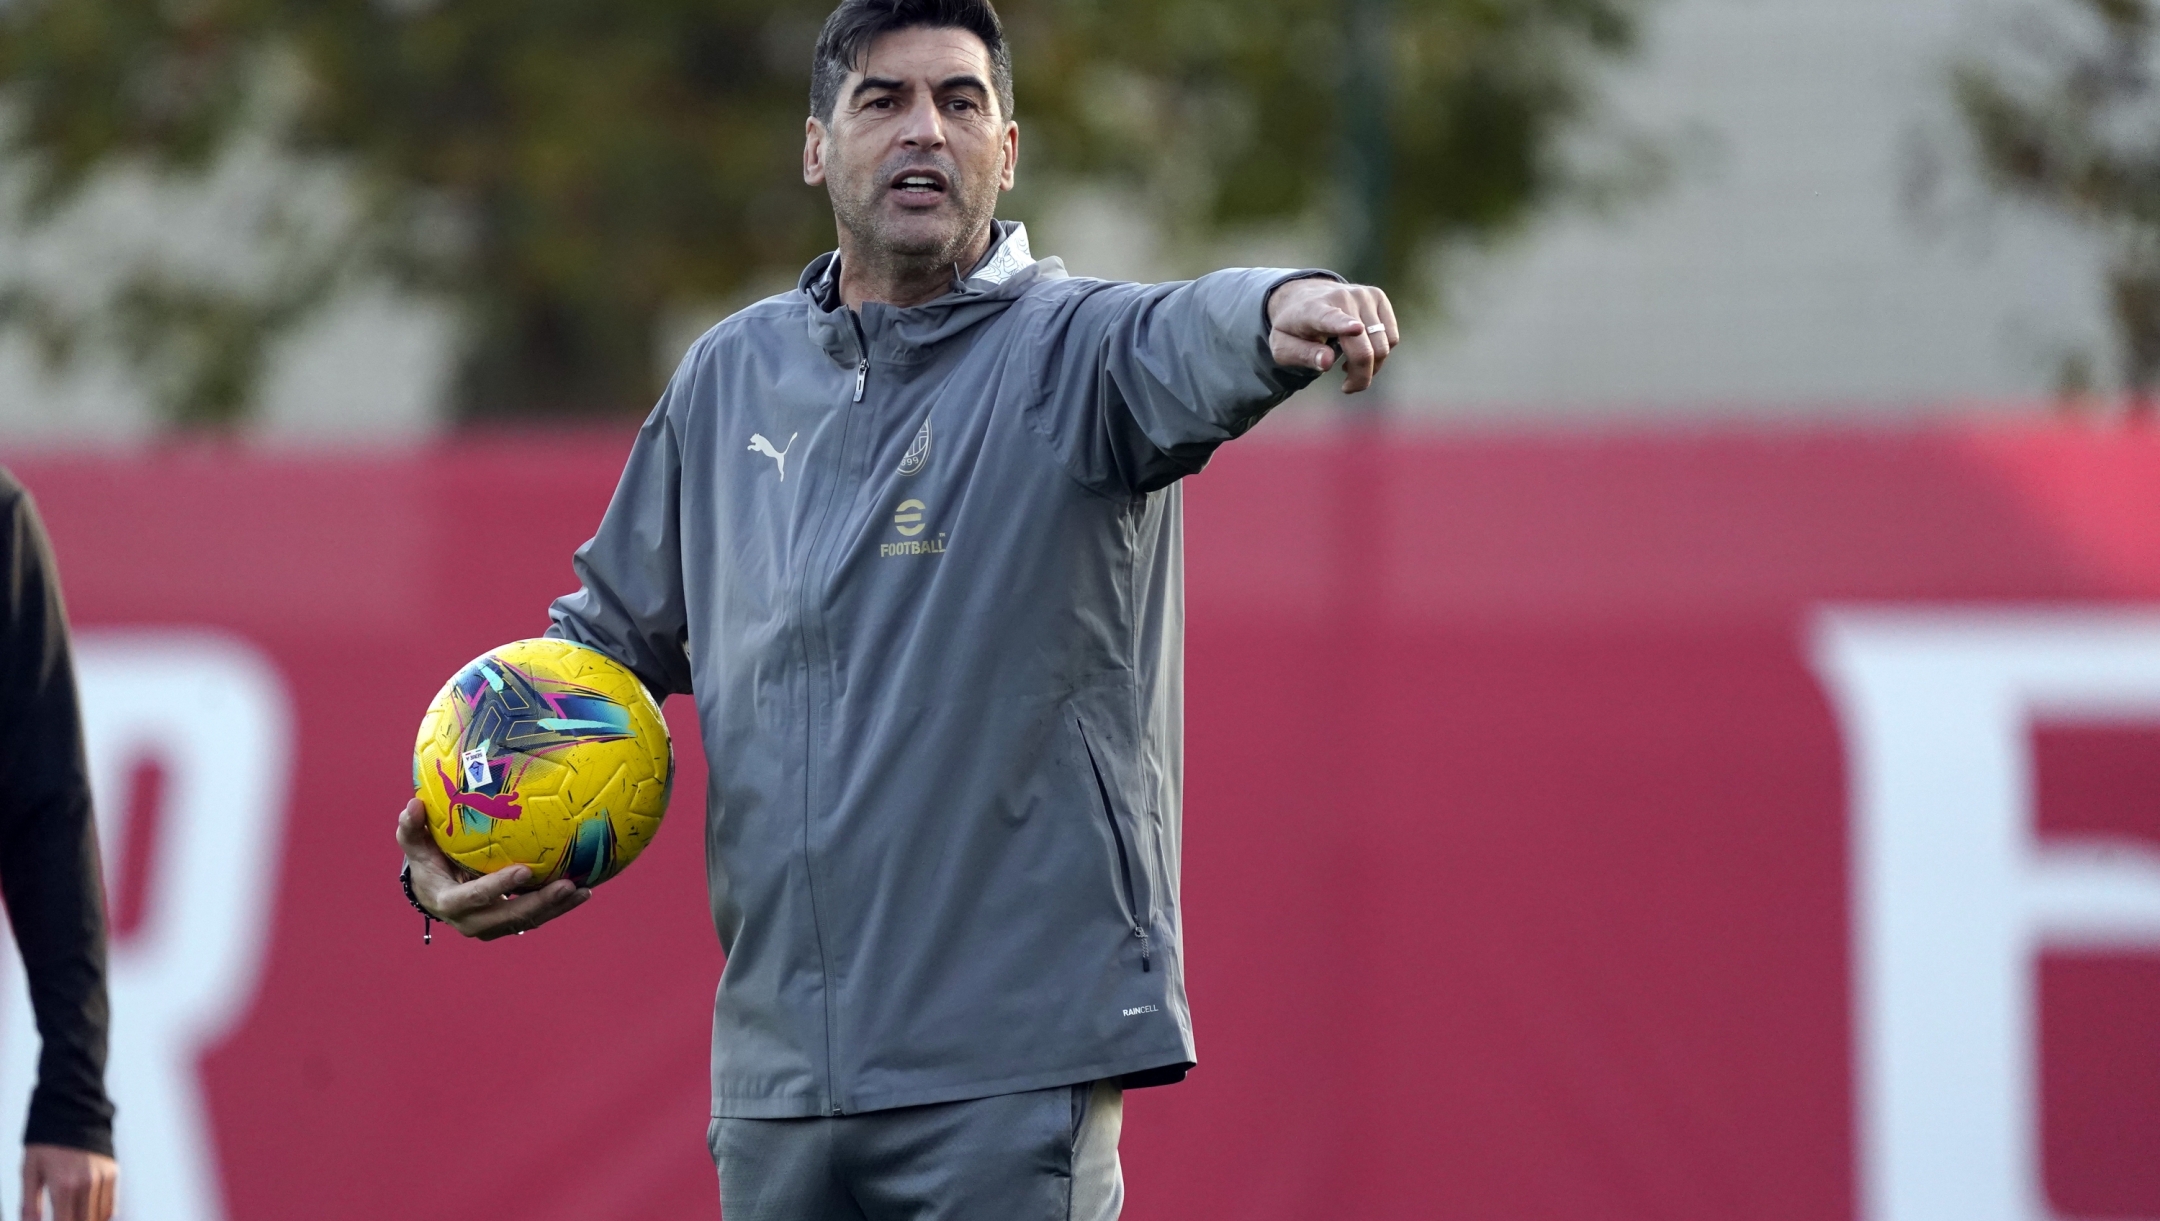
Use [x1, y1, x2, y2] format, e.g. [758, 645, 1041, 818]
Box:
[1265, 278, 1400, 394]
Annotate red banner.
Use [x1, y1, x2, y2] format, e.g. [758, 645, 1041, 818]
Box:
[13, 424, 2160, 1221]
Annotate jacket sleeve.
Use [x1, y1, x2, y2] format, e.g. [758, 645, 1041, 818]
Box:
[0, 475, 115, 1157]
[546, 390, 695, 699]
[1024, 267, 1339, 496]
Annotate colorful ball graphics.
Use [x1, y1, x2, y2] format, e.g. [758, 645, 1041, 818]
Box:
[414, 638, 672, 887]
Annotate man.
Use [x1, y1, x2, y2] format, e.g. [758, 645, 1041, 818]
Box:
[0, 471, 119, 1221]
[394, 0, 1397, 1215]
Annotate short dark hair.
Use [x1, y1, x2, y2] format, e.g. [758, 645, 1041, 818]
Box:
[809, 0, 1015, 125]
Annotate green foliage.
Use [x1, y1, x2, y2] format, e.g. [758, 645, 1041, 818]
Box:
[1015, 0, 1641, 283]
[1954, 0, 2160, 399]
[0, 0, 1645, 421]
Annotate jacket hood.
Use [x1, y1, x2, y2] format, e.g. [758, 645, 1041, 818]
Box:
[801, 220, 1067, 366]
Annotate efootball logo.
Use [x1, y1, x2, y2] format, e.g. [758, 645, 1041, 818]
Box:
[893, 499, 926, 537]
[880, 498, 945, 558]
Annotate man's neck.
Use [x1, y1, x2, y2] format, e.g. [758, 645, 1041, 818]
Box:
[837, 222, 997, 311]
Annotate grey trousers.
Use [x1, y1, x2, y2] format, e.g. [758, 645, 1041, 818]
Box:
[708, 1080, 1125, 1221]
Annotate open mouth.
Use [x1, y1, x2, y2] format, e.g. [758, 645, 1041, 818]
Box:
[889, 169, 950, 202]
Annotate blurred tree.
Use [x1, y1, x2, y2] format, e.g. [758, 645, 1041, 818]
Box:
[1013, 0, 1646, 298]
[1954, 0, 2160, 412]
[0, 0, 1646, 423]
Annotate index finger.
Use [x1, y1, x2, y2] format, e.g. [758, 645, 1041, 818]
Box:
[1314, 302, 1366, 339]
[471, 879, 591, 941]
[436, 862, 540, 916]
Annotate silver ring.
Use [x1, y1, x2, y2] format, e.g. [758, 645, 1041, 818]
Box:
[1364, 323, 1387, 336]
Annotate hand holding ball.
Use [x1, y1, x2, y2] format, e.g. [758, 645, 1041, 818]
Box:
[413, 638, 672, 893]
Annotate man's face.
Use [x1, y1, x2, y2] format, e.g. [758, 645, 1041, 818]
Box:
[804, 25, 1017, 265]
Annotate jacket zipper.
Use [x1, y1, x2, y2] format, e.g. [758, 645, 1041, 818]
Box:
[1078, 717, 1151, 972]
[796, 319, 870, 1116]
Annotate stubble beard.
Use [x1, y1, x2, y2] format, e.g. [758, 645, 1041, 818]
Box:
[830, 155, 998, 284]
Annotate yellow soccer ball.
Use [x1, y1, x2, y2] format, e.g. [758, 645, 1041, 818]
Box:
[414, 638, 672, 887]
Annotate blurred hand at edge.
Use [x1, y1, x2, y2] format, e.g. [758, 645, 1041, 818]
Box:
[21, 1145, 115, 1221]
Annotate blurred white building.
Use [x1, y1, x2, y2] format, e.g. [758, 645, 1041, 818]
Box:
[0, 141, 457, 446]
[1048, 0, 2118, 423]
[1381, 0, 2117, 421]
[0, 0, 2117, 441]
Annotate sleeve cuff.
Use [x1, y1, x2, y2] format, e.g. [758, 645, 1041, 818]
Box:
[24, 1114, 113, 1159]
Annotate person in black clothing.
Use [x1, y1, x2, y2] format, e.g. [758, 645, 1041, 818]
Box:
[0, 471, 118, 1221]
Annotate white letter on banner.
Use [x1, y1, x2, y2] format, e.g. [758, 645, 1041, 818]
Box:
[0, 631, 291, 1221]
[1813, 610, 2160, 1221]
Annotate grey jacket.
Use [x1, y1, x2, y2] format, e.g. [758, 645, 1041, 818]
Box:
[549, 222, 1325, 1117]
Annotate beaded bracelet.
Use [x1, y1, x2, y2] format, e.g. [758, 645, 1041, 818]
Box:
[399, 863, 436, 945]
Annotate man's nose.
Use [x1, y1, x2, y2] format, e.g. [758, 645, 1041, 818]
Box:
[896, 95, 946, 148]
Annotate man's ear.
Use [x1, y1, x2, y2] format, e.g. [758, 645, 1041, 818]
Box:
[999, 120, 1018, 192]
[804, 116, 828, 186]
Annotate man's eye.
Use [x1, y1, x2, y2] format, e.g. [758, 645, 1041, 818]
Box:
[948, 99, 974, 111]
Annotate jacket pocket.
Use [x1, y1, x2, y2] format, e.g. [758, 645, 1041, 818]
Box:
[1076, 715, 1152, 973]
